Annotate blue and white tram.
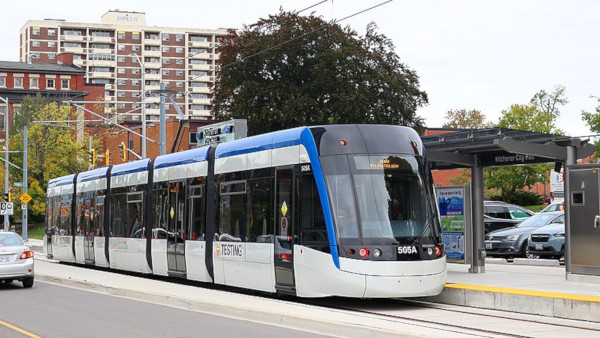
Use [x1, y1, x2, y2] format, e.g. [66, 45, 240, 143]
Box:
[44, 125, 446, 298]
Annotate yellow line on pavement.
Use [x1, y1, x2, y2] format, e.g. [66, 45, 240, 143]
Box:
[0, 319, 41, 338]
[445, 283, 600, 303]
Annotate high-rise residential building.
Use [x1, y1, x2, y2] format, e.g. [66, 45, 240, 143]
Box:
[20, 10, 229, 123]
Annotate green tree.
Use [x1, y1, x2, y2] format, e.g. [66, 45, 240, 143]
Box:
[5, 99, 89, 220]
[442, 109, 490, 129]
[582, 96, 600, 159]
[486, 99, 565, 203]
[212, 11, 428, 135]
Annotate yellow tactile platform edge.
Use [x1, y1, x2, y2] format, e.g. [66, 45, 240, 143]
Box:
[445, 283, 600, 303]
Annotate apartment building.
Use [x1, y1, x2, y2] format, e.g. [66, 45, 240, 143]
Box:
[20, 10, 229, 123]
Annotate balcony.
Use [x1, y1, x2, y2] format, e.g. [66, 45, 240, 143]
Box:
[189, 63, 211, 71]
[189, 53, 212, 60]
[191, 98, 211, 105]
[192, 75, 214, 82]
[60, 46, 86, 54]
[144, 96, 160, 103]
[90, 72, 114, 79]
[144, 73, 161, 81]
[90, 36, 114, 43]
[189, 41, 211, 48]
[188, 109, 211, 116]
[144, 38, 161, 46]
[89, 48, 114, 55]
[143, 50, 161, 58]
[189, 86, 211, 94]
[145, 84, 160, 91]
[61, 35, 85, 42]
[145, 61, 161, 69]
[73, 59, 85, 67]
[146, 108, 160, 115]
[88, 60, 115, 68]
[105, 84, 115, 90]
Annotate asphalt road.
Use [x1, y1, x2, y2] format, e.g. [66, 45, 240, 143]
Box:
[0, 281, 327, 338]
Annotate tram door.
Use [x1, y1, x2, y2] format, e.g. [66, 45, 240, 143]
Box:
[167, 181, 187, 276]
[83, 193, 95, 264]
[274, 168, 295, 292]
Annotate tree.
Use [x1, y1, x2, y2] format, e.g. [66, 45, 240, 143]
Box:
[485, 100, 565, 203]
[442, 109, 489, 129]
[582, 96, 600, 159]
[5, 98, 89, 220]
[530, 85, 568, 120]
[212, 11, 428, 135]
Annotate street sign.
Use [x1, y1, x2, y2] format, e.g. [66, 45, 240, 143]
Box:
[14, 182, 23, 187]
[21, 204, 27, 210]
[20, 193, 32, 204]
[0, 202, 14, 215]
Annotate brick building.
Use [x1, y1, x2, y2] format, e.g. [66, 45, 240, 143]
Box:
[0, 55, 104, 139]
[20, 10, 228, 124]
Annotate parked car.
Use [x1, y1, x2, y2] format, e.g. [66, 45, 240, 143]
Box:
[484, 211, 564, 258]
[527, 223, 565, 259]
[540, 202, 564, 213]
[0, 231, 35, 288]
[482, 201, 534, 233]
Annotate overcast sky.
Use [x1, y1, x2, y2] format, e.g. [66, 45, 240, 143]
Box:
[1, 0, 599, 136]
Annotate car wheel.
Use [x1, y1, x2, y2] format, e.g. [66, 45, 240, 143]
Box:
[524, 245, 539, 259]
[22, 277, 34, 288]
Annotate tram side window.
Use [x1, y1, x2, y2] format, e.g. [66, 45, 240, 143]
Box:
[248, 178, 273, 242]
[127, 192, 144, 238]
[153, 182, 169, 239]
[59, 195, 72, 235]
[110, 191, 127, 237]
[298, 174, 328, 251]
[218, 181, 246, 241]
[45, 196, 54, 234]
[75, 193, 86, 235]
[189, 181, 206, 240]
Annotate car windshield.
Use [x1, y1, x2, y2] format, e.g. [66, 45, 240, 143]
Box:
[322, 154, 440, 245]
[517, 213, 561, 227]
[0, 233, 24, 247]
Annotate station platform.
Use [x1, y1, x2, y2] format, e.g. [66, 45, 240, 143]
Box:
[422, 262, 600, 322]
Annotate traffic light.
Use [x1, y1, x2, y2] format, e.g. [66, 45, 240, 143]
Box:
[4, 192, 7, 201]
[88, 149, 96, 167]
[7, 192, 11, 202]
[118, 142, 127, 162]
[105, 149, 110, 165]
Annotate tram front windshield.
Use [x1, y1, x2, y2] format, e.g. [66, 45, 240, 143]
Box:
[322, 154, 440, 246]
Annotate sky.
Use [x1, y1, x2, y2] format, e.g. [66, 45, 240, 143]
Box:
[1, 0, 599, 137]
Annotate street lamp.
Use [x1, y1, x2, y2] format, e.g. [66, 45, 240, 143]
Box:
[129, 53, 146, 159]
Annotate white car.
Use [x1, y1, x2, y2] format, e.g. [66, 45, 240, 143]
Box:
[0, 231, 35, 288]
[541, 202, 564, 213]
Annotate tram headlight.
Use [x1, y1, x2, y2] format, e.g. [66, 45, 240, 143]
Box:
[373, 248, 382, 257]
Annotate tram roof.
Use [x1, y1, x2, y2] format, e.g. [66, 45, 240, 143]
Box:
[48, 174, 76, 187]
[77, 167, 110, 183]
[215, 127, 305, 159]
[111, 159, 151, 177]
[154, 146, 210, 169]
[421, 128, 597, 169]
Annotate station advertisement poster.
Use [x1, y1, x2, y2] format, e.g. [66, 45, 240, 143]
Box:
[436, 186, 465, 263]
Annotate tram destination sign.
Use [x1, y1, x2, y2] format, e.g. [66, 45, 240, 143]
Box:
[196, 119, 247, 146]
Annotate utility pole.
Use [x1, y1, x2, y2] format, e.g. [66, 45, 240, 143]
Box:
[22, 126, 27, 241]
[159, 82, 166, 155]
[3, 97, 9, 231]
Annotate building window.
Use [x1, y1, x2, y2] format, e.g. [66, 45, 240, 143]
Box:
[176, 34, 184, 42]
[48, 28, 56, 36]
[128, 140, 134, 149]
[162, 33, 169, 41]
[31, 53, 40, 59]
[117, 79, 126, 85]
[118, 91, 125, 97]
[176, 58, 184, 65]
[132, 79, 139, 86]
[176, 70, 183, 76]
[48, 53, 56, 59]
[162, 46, 170, 53]
[190, 36, 207, 42]
[176, 81, 183, 87]
[132, 69, 139, 75]
[118, 68, 125, 74]
[118, 45, 125, 51]
[132, 45, 140, 51]
[118, 32, 125, 39]
[118, 56, 125, 62]
[162, 58, 170, 64]
[32, 27, 40, 35]
[61, 79, 70, 89]
[32, 41, 40, 47]
[92, 31, 110, 37]
[30, 78, 39, 88]
[46, 79, 55, 89]
[92, 67, 110, 72]
[176, 47, 183, 54]
[132, 32, 139, 40]
[14, 77, 23, 87]
[162, 69, 170, 75]
[48, 41, 56, 48]
[0, 77, 6, 87]
[63, 29, 81, 36]
[118, 103, 126, 109]
[189, 132, 197, 144]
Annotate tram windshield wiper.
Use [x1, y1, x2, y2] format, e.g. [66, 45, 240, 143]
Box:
[411, 213, 437, 247]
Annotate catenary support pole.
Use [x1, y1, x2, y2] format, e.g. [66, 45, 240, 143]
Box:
[564, 146, 576, 275]
[4, 97, 9, 231]
[470, 154, 485, 273]
[159, 82, 166, 155]
[22, 126, 27, 241]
